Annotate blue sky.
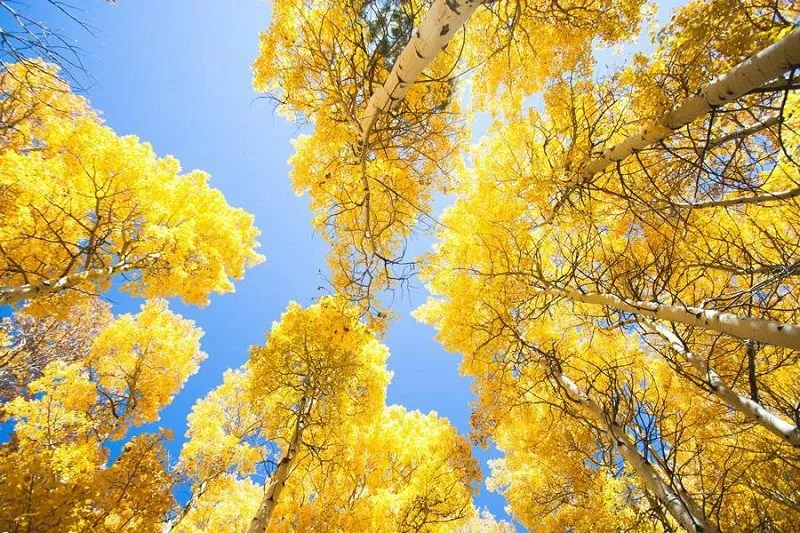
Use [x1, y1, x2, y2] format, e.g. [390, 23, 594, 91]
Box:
[1, 0, 682, 527]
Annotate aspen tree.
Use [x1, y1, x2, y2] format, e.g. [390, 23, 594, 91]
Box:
[0, 299, 204, 532]
[176, 298, 478, 533]
[0, 63, 263, 313]
[416, 4, 800, 516]
[269, 405, 479, 532]
[254, 0, 646, 316]
[176, 297, 391, 532]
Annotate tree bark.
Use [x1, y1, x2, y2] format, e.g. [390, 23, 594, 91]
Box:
[673, 185, 800, 209]
[643, 321, 800, 447]
[359, 0, 483, 142]
[247, 397, 308, 533]
[578, 28, 800, 183]
[0, 261, 139, 306]
[554, 370, 717, 533]
[547, 287, 800, 350]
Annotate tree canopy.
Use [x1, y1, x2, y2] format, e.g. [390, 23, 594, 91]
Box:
[1, 0, 798, 531]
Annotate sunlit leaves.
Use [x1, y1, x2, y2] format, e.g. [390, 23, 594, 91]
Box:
[0, 62, 264, 313]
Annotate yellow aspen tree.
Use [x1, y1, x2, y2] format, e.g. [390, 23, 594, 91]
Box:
[175, 298, 479, 533]
[254, 1, 471, 317]
[245, 297, 391, 532]
[551, 0, 799, 215]
[174, 297, 391, 533]
[0, 299, 205, 532]
[0, 295, 113, 401]
[253, 0, 647, 317]
[171, 475, 263, 533]
[416, 128, 800, 525]
[0, 62, 264, 313]
[418, 288, 800, 530]
[576, 29, 800, 184]
[270, 404, 479, 532]
[171, 369, 266, 532]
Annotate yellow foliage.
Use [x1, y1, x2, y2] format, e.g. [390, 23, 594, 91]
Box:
[0, 299, 203, 532]
[0, 62, 264, 313]
[88, 299, 205, 434]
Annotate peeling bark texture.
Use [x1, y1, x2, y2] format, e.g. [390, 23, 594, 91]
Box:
[578, 28, 800, 182]
[555, 371, 717, 533]
[359, 0, 483, 142]
[247, 397, 307, 533]
[549, 288, 800, 350]
[0, 262, 139, 307]
[643, 321, 800, 447]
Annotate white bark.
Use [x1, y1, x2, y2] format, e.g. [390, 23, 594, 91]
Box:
[0, 261, 139, 306]
[643, 321, 800, 446]
[555, 371, 716, 533]
[247, 398, 307, 533]
[359, 0, 483, 142]
[548, 287, 800, 350]
[578, 28, 800, 182]
[246, 447, 296, 533]
[674, 185, 800, 209]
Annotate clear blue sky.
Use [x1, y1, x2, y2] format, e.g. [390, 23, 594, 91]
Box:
[1, 0, 681, 528]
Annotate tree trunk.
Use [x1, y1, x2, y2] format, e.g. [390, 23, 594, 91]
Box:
[359, 0, 483, 142]
[643, 321, 800, 446]
[547, 287, 800, 350]
[673, 185, 800, 209]
[578, 28, 800, 182]
[555, 371, 718, 533]
[0, 261, 138, 306]
[247, 398, 307, 533]
[166, 480, 207, 532]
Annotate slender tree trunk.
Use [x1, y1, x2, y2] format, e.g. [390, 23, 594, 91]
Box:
[643, 321, 800, 446]
[673, 185, 800, 209]
[359, 0, 483, 141]
[578, 28, 800, 182]
[555, 370, 717, 533]
[546, 287, 800, 350]
[0, 261, 138, 306]
[247, 398, 307, 533]
[166, 480, 207, 532]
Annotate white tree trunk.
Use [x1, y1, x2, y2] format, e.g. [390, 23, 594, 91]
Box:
[246, 447, 296, 533]
[359, 0, 483, 142]
[0, 261, 138, 306]
[578, 28, 800, 182]
[555, 371, 717, 533]
[674, 186, 800, 209]
[643, 320, 800, 446]
[247, 398, 307, 533]
[547, 287, 800, 350]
